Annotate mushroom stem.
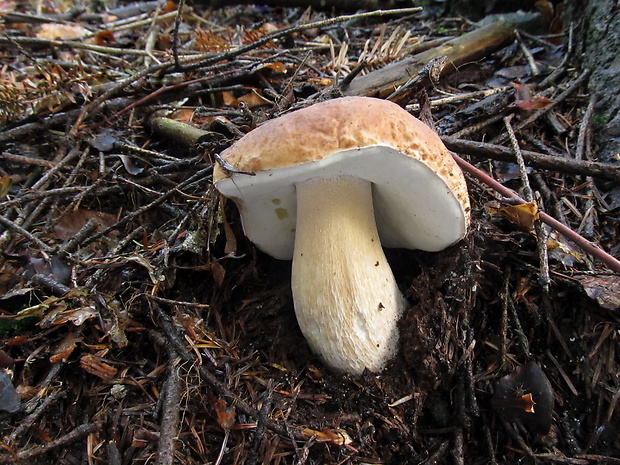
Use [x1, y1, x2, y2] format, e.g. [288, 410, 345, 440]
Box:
[291, 175, 407, 375]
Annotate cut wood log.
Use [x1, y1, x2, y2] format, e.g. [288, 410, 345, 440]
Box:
[343, 20, 516, 98]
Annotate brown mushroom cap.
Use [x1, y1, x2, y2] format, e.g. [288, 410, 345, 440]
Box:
[214, 96, 470, 259]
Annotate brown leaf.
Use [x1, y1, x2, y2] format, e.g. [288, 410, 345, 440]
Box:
[49, 331, 82, 363]
[80, 354, 118, 380]
[0, 349, 15, 368]
[300, 427, 352, 446]
[573, 275, 620, 310]
[93, 30, 116, 46]
[210, 262, 226, 287]
[30, 424, 52, 443]
[0, 175, 12, 200]
[490, 201, 539, 232]
[53, 209, 117, 240]
[212, 398, 236, 430]
[37, 23, 88, 40]
[535, 0, 555, 24]
[256, 62, 287, 73]
[511, 97, 554, 111]
[511, 81, 532, 101]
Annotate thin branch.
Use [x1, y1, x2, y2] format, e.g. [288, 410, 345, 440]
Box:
[451, 153, 620, 274]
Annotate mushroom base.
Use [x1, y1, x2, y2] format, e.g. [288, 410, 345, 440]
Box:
[291, 175, 407, 375]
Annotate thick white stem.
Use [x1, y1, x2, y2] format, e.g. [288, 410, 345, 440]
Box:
[291, 175, 407, 375]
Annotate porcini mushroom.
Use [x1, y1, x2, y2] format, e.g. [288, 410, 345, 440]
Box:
[214, 96, 470, 375]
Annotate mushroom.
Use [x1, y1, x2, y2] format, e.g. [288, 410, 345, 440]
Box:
[214, 96, 470, 375]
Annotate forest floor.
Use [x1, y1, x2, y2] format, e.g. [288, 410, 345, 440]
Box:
[0, 1, 619, 464]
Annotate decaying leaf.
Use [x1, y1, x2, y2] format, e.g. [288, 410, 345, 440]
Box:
[547, 231, 585, 267]
[212, 397, 236, 431]
[41, 305, 98, 328]
[0, 175, 12, 200]
[49, 331, 82, 363]
[300, 427, 352, 446]
[489, 201, 539, 232]
[573, 275, 620, 311]
[511, 96, 554, 110]
[93, 29, 116, 46]
[220, 89, 269, 108]
[80, 354, 118, 380]
[36, 23, 89, 40]
[53, 209, 117, 241]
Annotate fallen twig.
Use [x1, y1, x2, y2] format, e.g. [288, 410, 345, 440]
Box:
[156, 346, 182, 465]
[441, 137, 620, 182]
[451, 153, 620, 274]
[12, 422, 103, 462]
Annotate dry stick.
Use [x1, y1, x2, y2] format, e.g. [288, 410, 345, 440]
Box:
[7, 390, 64, 444]
[0, 186, 88, 208]
[84, 225, 148, 289]
[441, 137, 620, 182]
[172, 0, 185, 69]
[14, 422, 103, 461]
[0, 152, 55, 168]
[0, 214, 53, 254]
[157, 350, 182, 465]
[344, 20, 516, 98]
[451, 114, 507, 139]
[246, 383, 275, 465]
[145, 294, 210, 309]
[451, 154, 620, 274]
[503, 114, 551, 290]
[70, 7, 423, 133]
[0, 147, 81, 248]
[405, 86, 511, 111]
[152, 304, 294, 441]
[81, 166, 212, 248]
[0, 35, 167, 56]
[575, 95, 598, 238]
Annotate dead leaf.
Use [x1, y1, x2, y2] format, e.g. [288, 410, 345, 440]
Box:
[0, 175, 12, 200]
[301, 427, 352, 446]
[80, 354, 118, 380]
[573, 275, 620, 310]
[256, 62, 287, 73]
[117, 154, 145, 175]
[511, 81, 532, 101]
[535, 0, 555, 23]
[490, 201, 539, 232]
[0, 349, 15, 369]
[53, 209, 117, 240]
[37, 23, 88, 40]
[210, 262, 226, 287]
[41, 305, 98, 328]
[511, 97, 554, 111]
[212, 398, 236, 430]
[49, 331, 82, 363]
[547, 232, 584, 267]
[93, 29, 116, 46]
[30, 424, 52, 443]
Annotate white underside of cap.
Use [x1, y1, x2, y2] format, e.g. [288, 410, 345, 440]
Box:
[215, 145, 468, 260]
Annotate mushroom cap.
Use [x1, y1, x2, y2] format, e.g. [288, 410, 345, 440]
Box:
[214, 96, 470, 260]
